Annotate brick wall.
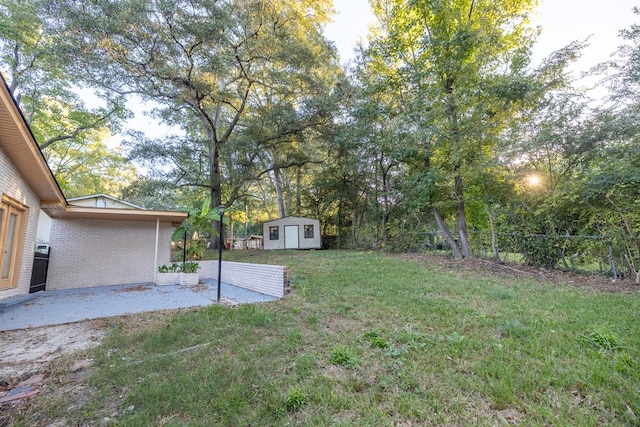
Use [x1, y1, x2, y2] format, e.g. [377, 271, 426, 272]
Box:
[47, 218, 172, 290]
[0, 148, 40, 299]
[197, 260, 290, 298]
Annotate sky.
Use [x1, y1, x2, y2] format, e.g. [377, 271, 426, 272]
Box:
[324, 0, 640, 73]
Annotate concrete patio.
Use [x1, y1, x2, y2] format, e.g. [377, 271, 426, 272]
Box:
[0, 279, 277, 331]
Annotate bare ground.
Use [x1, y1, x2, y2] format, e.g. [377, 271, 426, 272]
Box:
[398, 253, 640, 294]
[0, 255, 637, 425]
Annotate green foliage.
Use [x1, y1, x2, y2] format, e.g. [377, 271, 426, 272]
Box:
[581, 326, 621, 352]
[56, 0, 342, 219]
[364, 330, 388, 348]
[179, 262, 200, 274]
[445, 331, 465, 345]
[330, 344, 358, 368]
[157, 263, 180, 273]
[284, 388, 307, 413]
[518, 234, 560, 269]
[172, 197, 226, 260]
[158, 262, 199, 273]
[498, 319, 528, 338]
[0, 0, 134, 197]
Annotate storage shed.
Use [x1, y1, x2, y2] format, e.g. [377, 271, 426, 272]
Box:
[263, 216, 321, 250]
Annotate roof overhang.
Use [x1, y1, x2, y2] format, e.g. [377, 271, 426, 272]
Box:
[0, 78, 66, 209]
[47, 206, 188, 226]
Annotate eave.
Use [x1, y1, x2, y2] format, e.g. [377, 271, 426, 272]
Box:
[0, 78, 66, 209]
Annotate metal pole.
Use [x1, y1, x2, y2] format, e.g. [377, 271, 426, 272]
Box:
[217, 206, 225, 302]
[183, 229, 187, 265]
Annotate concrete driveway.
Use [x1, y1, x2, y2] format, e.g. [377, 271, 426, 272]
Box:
[0, 280, 277, 331]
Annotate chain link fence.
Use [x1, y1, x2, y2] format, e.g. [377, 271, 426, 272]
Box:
[342, 229, 638, 281]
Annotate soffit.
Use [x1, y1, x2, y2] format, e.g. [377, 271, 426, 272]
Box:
[0, 81, 66, 208]
[47, 205, 187, 226]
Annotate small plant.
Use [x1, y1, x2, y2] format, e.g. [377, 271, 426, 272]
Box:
[498, 319, 528, 338]
[158, 263, 180, 273]
[364, 330, 388, 348]
[384, 346, 408, 359]
[445, 331, 465, 345]
[284, 388, 307, 412]
[179, 261, 200, 274]
[581, 326, 621, 352]
[331, 345, 358, 368]
[369, 336, 388, 348]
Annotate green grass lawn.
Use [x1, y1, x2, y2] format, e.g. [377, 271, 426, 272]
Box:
[32, 251, 640, 425]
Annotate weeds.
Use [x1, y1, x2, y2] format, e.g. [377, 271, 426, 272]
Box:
[581, 325, 621, 352]
[330, 344, 358, 368]
[20, 251, 640, 426]
[284, 388, 307, 412]
[364, 330, 388, 348]
[445, 331, 465, 345]
[498, 319, 528, 338]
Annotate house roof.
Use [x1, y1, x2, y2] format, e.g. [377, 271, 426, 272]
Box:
[0, 76, 66, 210]
[67, 193, 147, 210]
[48, 205, 187, 226]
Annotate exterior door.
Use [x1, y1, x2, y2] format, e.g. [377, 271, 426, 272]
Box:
[0, 196, 26, 289]
[284, 225, 299, 249]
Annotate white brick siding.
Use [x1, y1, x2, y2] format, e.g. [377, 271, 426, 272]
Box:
[47, 218, 172, 290]
[0, 147, 40, 299]
[197, 260, 290, 298]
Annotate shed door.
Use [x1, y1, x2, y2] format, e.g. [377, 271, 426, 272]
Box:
[284, 225, 299, 249]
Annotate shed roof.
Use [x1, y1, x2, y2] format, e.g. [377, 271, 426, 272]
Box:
[263, 216, 320, 225]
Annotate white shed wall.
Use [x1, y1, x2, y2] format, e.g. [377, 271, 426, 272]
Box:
[263, 216, 321, 250]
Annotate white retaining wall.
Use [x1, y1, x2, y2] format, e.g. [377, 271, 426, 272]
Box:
[197, 260, 290, 298]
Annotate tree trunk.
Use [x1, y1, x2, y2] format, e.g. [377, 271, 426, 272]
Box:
[433, 207, 463, 260]
[295, 167, 302, 216]
[455, 174, 473, 258]
[244, 202, 249, 239]
[207, 128, 223, 251]
[381, 210, 389, 248]
[273, 169, 286, 218]
[487, 207, 500, 261]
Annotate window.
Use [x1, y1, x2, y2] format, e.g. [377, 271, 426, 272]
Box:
[0, 195, 27, 289]
[304, 224, 314, 239]
[269, 226, 279, 240]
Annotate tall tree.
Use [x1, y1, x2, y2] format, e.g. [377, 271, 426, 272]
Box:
[368, 0, 538, 259]
[58, 0, 340, 248]
[0, 0, 134, 196]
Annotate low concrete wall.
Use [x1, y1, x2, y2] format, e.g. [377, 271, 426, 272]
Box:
[197, 261, 290, 298]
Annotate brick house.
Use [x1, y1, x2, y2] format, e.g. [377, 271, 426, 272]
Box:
[0, 76, 186, 302]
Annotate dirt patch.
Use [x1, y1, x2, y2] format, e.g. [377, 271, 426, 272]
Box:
[0, 312, 181, 425]
[117, 285, 152, 293]
[397, 253, 640, 294]
[0, 320, 108, 380]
